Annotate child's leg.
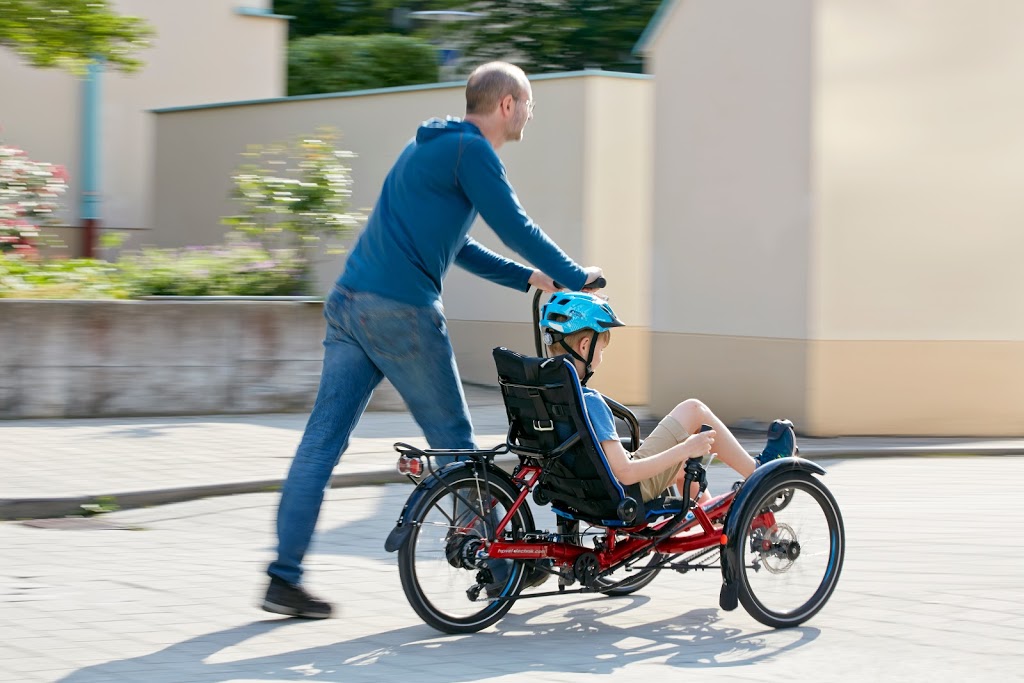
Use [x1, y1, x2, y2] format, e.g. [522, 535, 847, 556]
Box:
[665, 399, 757, 501]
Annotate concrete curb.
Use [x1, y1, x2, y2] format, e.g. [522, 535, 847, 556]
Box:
[3, 448, 1023, 521]
[0, 471, 407, 521]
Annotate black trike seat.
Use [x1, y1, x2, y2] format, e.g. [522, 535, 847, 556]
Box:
[493, 347, 688, 527]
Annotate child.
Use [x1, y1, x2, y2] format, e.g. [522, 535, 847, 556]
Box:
[539, 291, 797, 504]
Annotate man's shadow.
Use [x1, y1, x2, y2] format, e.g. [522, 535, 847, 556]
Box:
[58, 598, 818, 682]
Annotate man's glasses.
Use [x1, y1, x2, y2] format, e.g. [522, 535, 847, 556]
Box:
[519, 98, 536, 114]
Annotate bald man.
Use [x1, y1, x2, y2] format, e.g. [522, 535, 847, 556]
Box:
[263, 62, 603, 617]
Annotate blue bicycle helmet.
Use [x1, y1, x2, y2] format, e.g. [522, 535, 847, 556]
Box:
[539, 292, 624, 384]
[540, 292, 624, 341]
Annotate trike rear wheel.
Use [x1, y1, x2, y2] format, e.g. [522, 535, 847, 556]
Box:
[398, 469, 532, 633]
[735, 471, 844, 628]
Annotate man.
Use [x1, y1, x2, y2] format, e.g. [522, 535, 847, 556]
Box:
[262, 61, 603, 617]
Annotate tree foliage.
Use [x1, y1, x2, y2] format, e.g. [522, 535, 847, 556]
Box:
[275, 0, 662, 75]
[0, 0, 153, 73]
[274, 0, 466, 39]
[287, 33, 438, 96]
[458, 0, 664, 74]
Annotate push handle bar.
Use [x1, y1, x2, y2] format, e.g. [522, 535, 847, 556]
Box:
[550, 276, 606, 291]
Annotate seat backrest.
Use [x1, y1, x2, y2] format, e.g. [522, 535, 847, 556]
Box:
[492, 347, 644, 523]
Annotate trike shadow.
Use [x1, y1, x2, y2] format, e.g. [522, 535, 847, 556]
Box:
[57, 597, 818, 682]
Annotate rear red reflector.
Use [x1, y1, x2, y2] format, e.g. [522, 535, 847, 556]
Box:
[397, 455, 424, 477]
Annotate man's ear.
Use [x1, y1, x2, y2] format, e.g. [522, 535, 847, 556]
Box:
[500, 93, 516, 117]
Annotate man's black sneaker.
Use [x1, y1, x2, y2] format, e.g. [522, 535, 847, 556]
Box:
[755, 419, 798, 467]
[262, 578, 333, 619]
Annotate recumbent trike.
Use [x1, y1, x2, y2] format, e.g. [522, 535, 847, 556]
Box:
[384, 286, 845, 634]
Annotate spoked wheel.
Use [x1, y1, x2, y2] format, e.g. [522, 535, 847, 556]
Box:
[398, 469, 532, 633]
[735, 472, 844, 628]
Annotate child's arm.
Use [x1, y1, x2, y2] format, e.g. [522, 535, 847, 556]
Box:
[599, 431, 716, 486]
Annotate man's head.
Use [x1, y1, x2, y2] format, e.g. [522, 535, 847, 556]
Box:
[540, 292, 624, 383]
[465, 61, 534, 144]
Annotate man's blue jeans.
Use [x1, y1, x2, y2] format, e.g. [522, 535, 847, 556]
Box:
[268, 285, 476, 586]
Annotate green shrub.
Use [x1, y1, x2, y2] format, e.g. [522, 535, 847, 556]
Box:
[118, 241, 307, 297]
[0, 255, 128, 299]
[0, 240, 308, 299]
[287, 34, 439, 96]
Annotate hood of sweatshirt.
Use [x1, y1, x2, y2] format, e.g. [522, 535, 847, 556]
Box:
[415, 117, 482, 144]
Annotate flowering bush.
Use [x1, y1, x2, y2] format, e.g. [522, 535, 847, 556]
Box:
[0, 143, 68, 257]
[223, 128, 363, 260]
[0, 130, 352, 299]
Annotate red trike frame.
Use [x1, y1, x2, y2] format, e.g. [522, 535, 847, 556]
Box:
[477, 463, 775, 582]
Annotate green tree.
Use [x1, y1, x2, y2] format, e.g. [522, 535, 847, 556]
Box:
[275, 1, 662, 76]
[0, 0, 153, 73]
[457, 0, 662, 74]
[274, 0, 466, 39]
[287, 33, 438, 95]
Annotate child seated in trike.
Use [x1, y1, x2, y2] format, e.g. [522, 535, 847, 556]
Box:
[385, 291, 844, 634]
[536, 291, 798, 506]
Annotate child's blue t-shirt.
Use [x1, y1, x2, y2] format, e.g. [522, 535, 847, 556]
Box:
[581, 387, 618, 443]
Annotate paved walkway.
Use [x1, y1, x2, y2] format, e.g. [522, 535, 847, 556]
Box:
[1, 457, 1023, 682]
[4, 383, 1024, 519]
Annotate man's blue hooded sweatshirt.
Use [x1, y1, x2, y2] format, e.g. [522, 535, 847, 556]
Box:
[338, 118, 587, 306]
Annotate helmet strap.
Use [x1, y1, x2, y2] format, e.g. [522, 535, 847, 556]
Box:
[558, 332, 600, 385]
[581, 331, 600, 385]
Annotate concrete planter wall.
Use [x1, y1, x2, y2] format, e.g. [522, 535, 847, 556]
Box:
[0, 299, 402, 419]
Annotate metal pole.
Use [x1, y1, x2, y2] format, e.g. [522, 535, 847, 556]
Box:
[80, 60, 102, 258]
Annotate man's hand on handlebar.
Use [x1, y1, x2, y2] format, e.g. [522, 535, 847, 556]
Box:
[529, 266, 605, 293]
[528, 270, 562, 293]
[582, 266, 604, 292]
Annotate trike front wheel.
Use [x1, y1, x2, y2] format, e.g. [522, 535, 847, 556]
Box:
[735, 471, 844, 628]
[398, 468, 532, 633]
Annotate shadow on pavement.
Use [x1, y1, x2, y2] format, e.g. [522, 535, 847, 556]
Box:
[56, 601, 818, 682]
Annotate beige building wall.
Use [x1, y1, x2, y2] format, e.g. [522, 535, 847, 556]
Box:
[644, 0, 1024, 436]
[809, 0, 1024, 435]
[579, 76, 653, 403]
[151, 73, 653, 402]
[0, 0, 285, 238]
[643, 0, 814, 424]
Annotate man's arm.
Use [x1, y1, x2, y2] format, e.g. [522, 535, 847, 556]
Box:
[455, 140, 588, 291]
[454, 236, 533, 290]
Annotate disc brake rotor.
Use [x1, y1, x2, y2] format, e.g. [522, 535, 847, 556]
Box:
[759, 522, 799, 574]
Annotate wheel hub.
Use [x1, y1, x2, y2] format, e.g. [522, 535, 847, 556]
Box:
[445, 533, 482, 570]
[759, 522, 798, 574]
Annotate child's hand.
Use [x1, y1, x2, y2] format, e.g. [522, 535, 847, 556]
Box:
[682, 429, 716, 459]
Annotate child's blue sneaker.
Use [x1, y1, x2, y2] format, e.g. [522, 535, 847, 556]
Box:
[755, 419, 798, 466]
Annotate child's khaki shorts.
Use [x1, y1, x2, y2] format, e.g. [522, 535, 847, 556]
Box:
[634, 414, 690, 502]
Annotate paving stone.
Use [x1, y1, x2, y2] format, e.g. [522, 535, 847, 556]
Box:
[0, 459, 1022, 681]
